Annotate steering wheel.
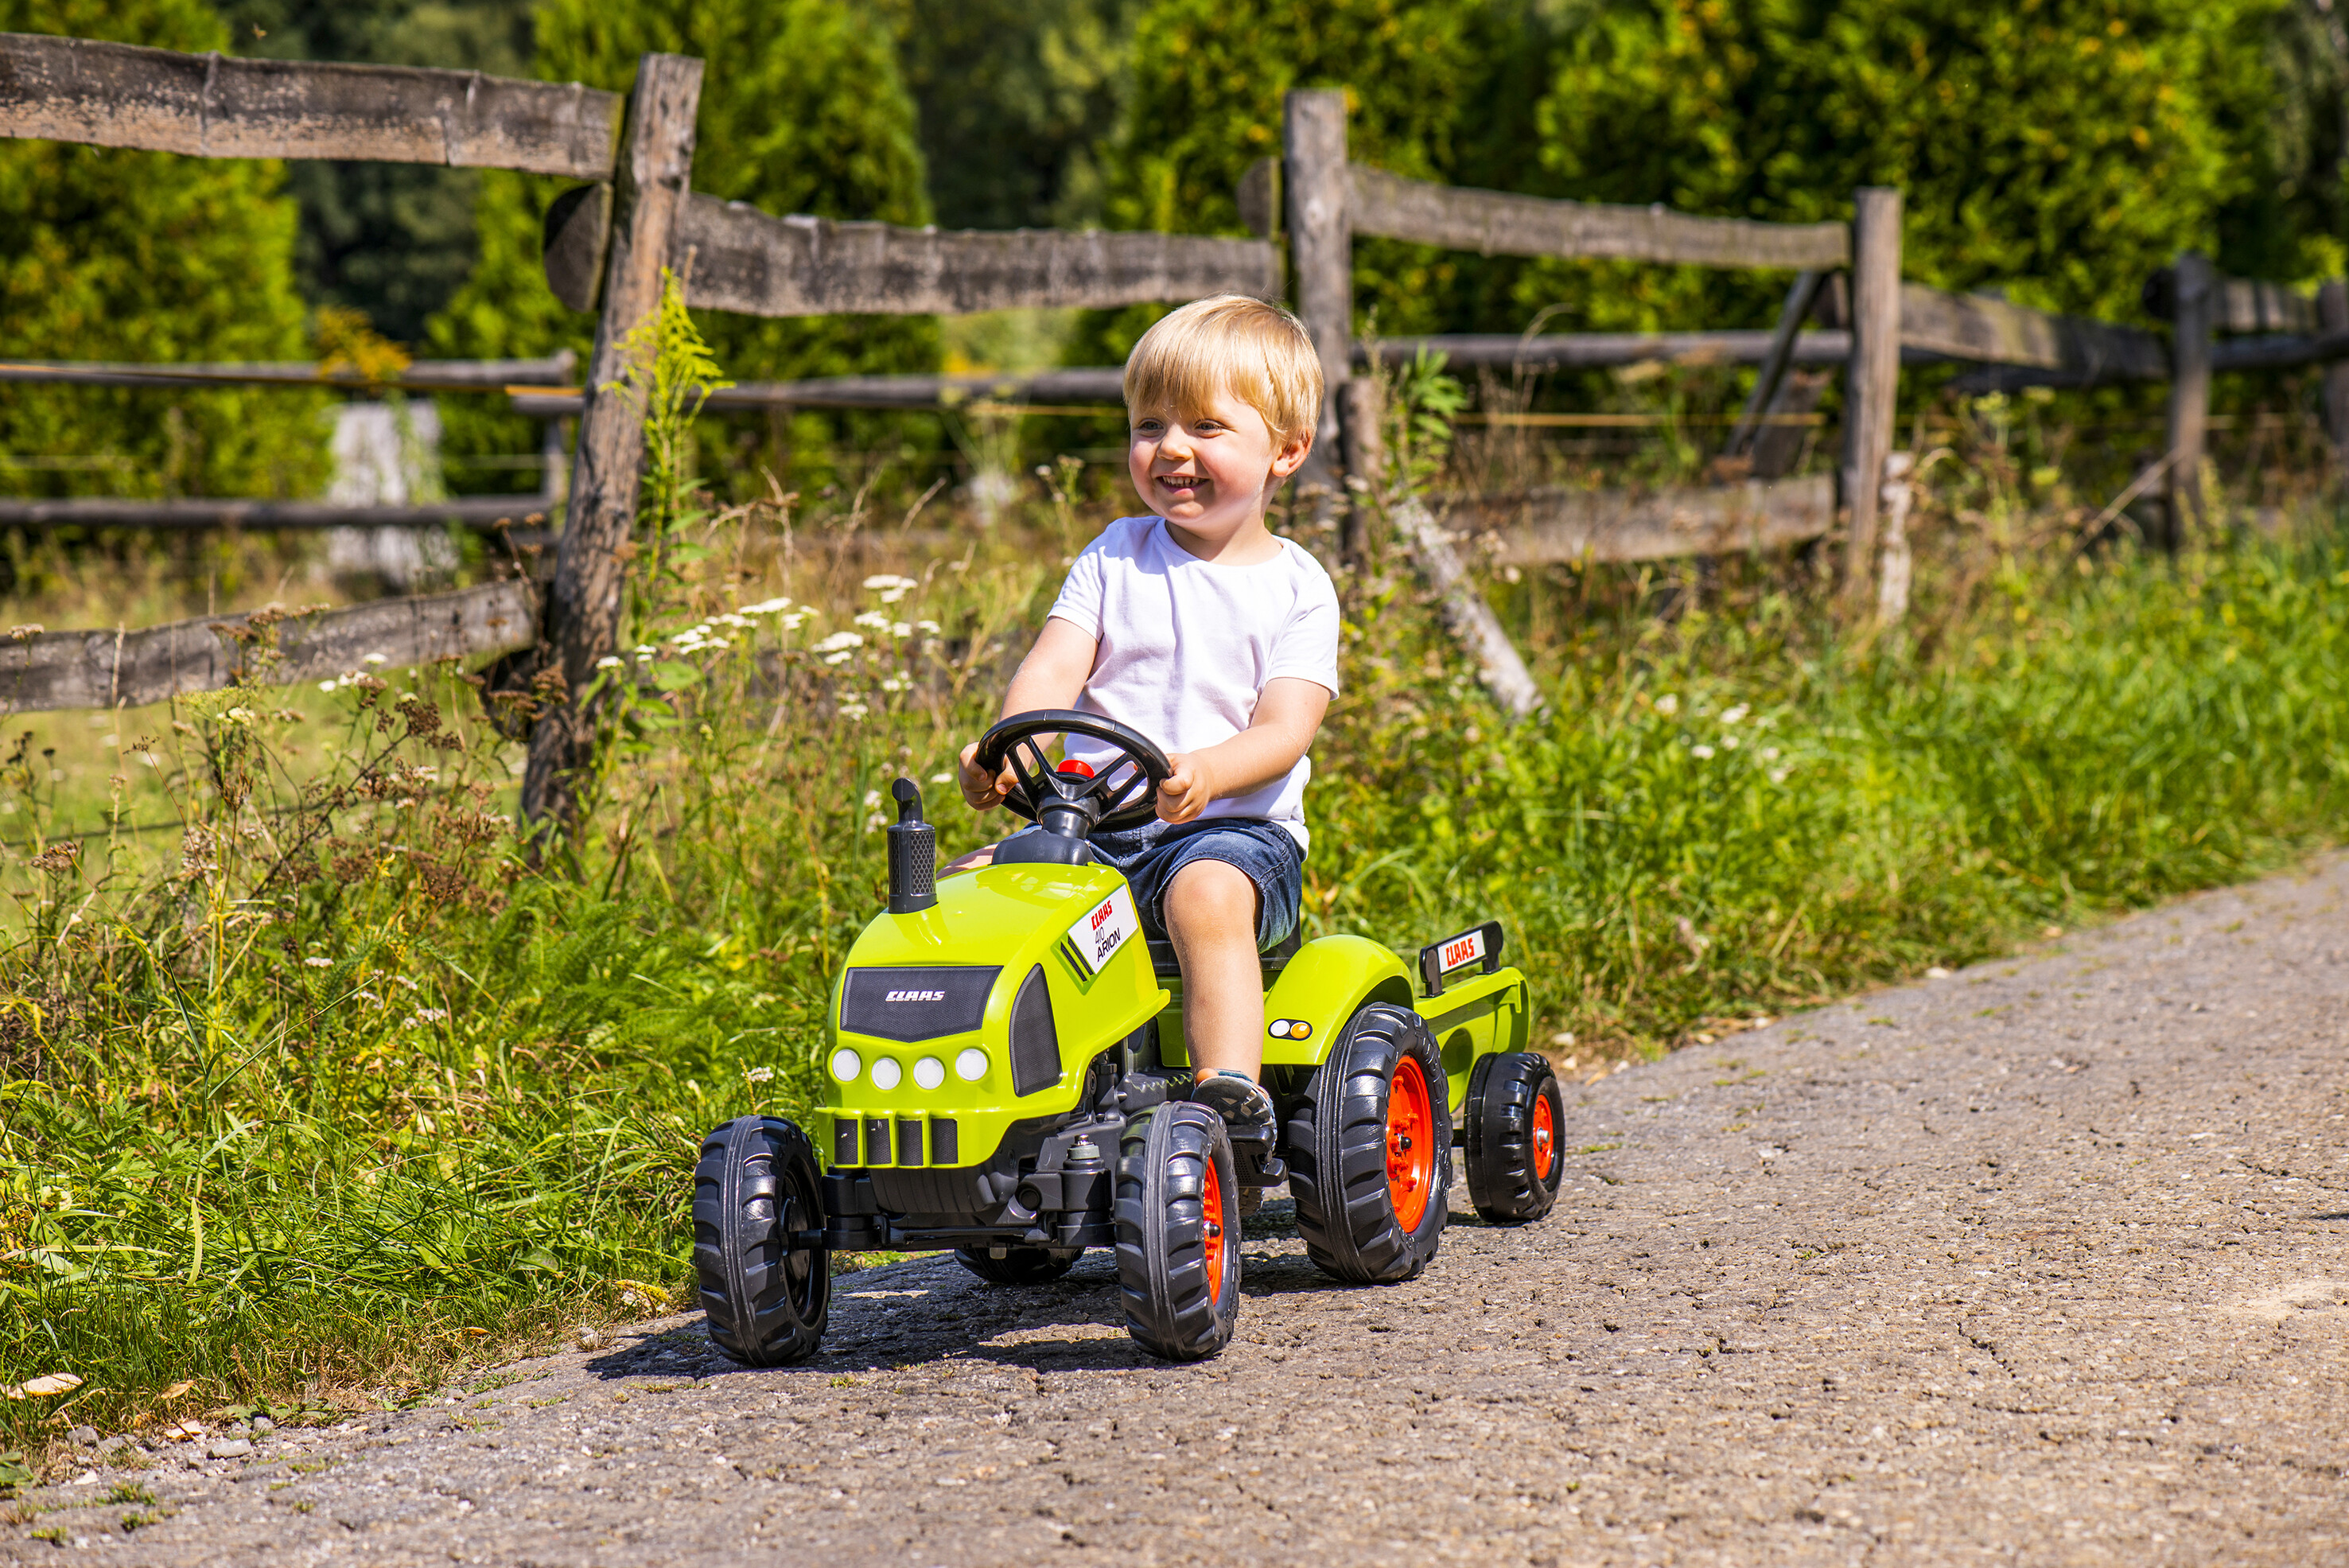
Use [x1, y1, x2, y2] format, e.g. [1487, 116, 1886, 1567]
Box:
[974, 710, 1172, 833]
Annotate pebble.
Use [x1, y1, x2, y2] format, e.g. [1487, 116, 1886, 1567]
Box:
[68, 1426, 98, 1447]
[251, 1417, 275, 1434]
[207, 1438, 254, 1459]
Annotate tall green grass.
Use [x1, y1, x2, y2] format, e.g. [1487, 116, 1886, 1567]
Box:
[3, 443, 2347, 1457]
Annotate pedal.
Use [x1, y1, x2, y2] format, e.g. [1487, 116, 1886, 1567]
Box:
[1235, 1152, 1287, 1187]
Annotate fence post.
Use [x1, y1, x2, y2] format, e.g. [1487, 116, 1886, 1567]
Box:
[1284, 89, 1351, 551]
[520, 53, 703, 835]
[2163, 250, 2215, 548]
[2320, 278, 2349, 466]
[1841, 187, 1902, 607]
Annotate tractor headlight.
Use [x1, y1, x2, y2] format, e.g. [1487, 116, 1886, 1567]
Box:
[913, 1056, 946, 1090]
[828, 1047, 862, 1082]
[955, 1047, 989, 1082]
[869, 1056, 903, 1091]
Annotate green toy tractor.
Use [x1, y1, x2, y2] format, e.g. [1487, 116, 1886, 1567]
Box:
[692, 710, 1565, 1364]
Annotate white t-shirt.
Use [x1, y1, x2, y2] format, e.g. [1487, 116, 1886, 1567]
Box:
[1047, 516, 1341, 851]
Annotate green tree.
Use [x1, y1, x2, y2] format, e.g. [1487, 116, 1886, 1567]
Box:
[428, 0, 939, 494]
[883, 0, 1145, 232]
[1075, 0, 1547, 364]
[1519, 0, 2290, 332]
[209, 0, 535, 346]
[0, 0, 325, 500]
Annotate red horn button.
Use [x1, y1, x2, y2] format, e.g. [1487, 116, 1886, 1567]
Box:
[1056, 759, 1096, 778]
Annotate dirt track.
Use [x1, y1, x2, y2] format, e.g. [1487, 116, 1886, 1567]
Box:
[8, 859, 2348, 1566]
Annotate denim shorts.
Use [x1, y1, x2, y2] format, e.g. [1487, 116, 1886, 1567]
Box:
[1087, 817, 1305, 950]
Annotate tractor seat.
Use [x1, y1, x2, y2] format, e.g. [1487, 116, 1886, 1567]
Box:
[1146, 924, 1301, 982]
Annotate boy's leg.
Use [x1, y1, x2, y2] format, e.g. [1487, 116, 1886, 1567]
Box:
[939, 844, 997, 874]
[1161, 858, 1264, 1082]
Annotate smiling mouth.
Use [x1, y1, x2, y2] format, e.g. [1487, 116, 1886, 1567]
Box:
[1157, 473, 1204, 491]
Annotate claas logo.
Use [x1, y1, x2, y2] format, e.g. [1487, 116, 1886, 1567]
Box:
[1090, 899, 1114, 932]
[885, 989, 947, 1002]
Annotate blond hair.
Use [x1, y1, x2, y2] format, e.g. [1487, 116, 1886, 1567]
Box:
[1122, 294, 1323, 447]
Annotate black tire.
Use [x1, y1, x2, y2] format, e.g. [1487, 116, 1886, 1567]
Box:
[1288, 1002, 1451, 1284]
[954, 1246, 1082, 1285]
[1113, 1103, 1240, 1361]
[692, 1116, 829, 1365]
[1464, 1052, 1566, 1224]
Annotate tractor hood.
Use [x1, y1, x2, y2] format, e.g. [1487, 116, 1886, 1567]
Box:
[820, 861, 1165, 1170]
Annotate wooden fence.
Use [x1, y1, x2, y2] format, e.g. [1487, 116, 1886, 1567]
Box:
[0, 30, 1275, 828]
[7, 33, 2349, 754]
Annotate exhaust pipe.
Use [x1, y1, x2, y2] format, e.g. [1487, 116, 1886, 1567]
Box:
[886, 777, 936, 913]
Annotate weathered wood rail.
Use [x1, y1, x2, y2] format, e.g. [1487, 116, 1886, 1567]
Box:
[670, 196, 1277, 318]
[0, 353, 573, 393]
[0, 32, 619, 177]
[1472, 474, 1837, 566]
[0, 496, 549, 531]
[1346, 164, 1851, 270]
[0, 580, 535, 713]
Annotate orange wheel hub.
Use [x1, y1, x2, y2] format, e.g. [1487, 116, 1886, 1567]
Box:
[1200, 1157, 1228, 1301]
[1386, 1055, 1435, 1231]
[1530, 1091, 1557, 1181]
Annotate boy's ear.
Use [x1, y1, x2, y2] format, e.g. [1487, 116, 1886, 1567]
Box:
[1269, 426, 1313, 481]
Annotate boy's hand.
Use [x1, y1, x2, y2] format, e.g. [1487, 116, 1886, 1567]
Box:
[958, 741, 1017, 811]
[1157, 751, 1216, 824]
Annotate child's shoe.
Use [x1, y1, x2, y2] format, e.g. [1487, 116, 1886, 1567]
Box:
[1190, 1069, 1278, 1148]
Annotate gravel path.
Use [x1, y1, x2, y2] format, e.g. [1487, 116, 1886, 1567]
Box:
[9, 860, 2348, 1566]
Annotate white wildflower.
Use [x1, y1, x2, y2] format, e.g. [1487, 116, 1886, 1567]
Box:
[1655, 694, 1678, 716]
[864, 789, 884, 809]
[319, 680, 337, 693]
[363, 653, 387, 666]
[861, 574, 917, 592]
[409, 1008, 449, 1027]
[303, 956, 333, 969]
[862, 810, 888, 832]
[356, 989, 383, 1005]
[741, 597, 792, 615]
[916, 619, 941, 634]
[838, 701, 869, 720]
[781, 613, 807, 632]
[1721, 734, 1740, 749]
[717, 613, 754, 629]
[929, 772, 953, 784]
[891, 622, 911, 639]
[1690, 744, 1715, 760]
[880, 677, 908, 694]
[1721, 704, 1749, 724]
[393, 975, 420, 991]
[1768, 768, 1791, 785]
[822, 651, 855, 666]
[744, 1065, 775, 1084]
[1760, 746, 1781, 761]
[596, 656, 622, 670]
[852, 611, 892, 631]
[812, 632, 863, 655]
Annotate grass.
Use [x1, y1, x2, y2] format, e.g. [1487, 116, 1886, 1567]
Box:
[4, 340, 2349, 1468]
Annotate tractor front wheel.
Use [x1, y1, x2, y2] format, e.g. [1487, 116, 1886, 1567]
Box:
[1113, 1103, 1240, 1361]
[1289, 1003, 1452, 1283]
[955, 1246, 1083, 1286]
[1464, 1052, 1566, 1224]
[692, 1116, 830, 1365]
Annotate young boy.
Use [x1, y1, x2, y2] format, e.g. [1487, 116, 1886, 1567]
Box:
[951, 294, 1340, 1148]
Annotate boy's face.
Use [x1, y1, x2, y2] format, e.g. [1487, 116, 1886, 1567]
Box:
[1127, 383, 1311, 541]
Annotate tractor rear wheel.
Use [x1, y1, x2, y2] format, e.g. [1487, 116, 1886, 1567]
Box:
[692, 1116, 829, 1365]
[1464, 1052, 1566, 1224]
[1288, 1003, 1452, 1283]
[1113, 1103, 1240, 1361]
[954, 1246, 1082, 1285]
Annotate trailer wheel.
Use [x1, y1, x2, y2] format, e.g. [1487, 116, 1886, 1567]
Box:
[1464, 1052, 1566, 1224]
[954, 1246, 1082, 1286]
[1288, 1003, 1452, 1283]
[1113, 1102, 1240, 1361]
[692, 1116, 829, 1365]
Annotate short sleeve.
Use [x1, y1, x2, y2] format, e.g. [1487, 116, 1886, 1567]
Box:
[1046, 530, 1111, 640]
[1266, 562, 1342, 697]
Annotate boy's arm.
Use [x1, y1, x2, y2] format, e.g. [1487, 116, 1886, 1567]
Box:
[957, 617, 1099, 809]
[1156, 677, 1331, 825]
